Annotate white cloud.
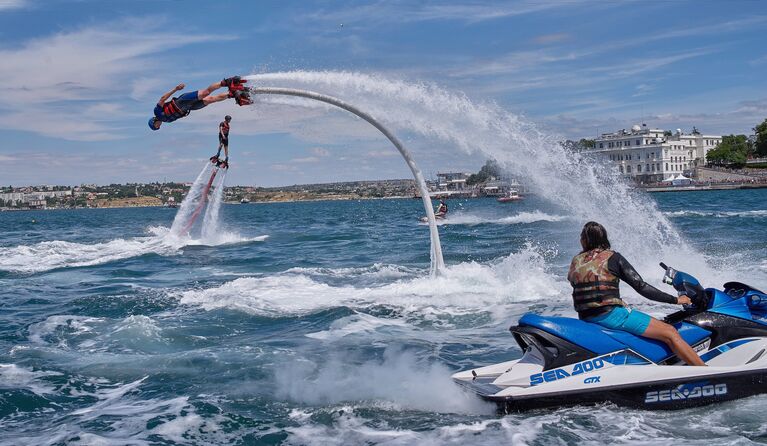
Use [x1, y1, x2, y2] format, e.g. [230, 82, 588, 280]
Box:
[0, 18, 235, 141]
[271, 163, 298, 171]
[300, 1, 571, 26]
[750, 54, 767, 66]
[365, 150, 398, 158]
[310, 147, 330, 156]
[291, 156, 320, 163]
[632, 83, 656, 98]
[532, 33, 571, 45]
[0, 0, 27, 11]
[543, 96, 767, 139]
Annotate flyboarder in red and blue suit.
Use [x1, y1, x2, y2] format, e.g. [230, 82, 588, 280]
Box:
[148, 76, 251, 131]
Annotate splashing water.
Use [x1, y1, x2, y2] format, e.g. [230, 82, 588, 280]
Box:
[170, 161, 228, 242]
[246, 71, 715, 279]
[201, 167, 227, 241]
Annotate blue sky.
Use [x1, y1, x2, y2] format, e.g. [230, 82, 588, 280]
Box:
[0, 0, 765, 186]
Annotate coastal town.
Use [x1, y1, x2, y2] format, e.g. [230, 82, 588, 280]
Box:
[3, 121, 766, 211]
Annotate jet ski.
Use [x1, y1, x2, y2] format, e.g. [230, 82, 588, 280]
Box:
[452, 263, 767, 411]
[419, 214, 446, 223]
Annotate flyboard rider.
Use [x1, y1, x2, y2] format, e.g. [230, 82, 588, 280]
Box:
[148, 76, 251, 131]
[210, 115, 232, 169]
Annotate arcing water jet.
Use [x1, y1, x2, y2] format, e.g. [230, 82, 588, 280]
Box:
[248, 86, 445, 276]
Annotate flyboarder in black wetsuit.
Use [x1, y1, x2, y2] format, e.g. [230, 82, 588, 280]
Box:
[210, 115, 232, 169]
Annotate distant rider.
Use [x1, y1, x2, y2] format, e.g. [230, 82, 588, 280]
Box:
[435, 199, 448, 218]
[211, 115, 231, 169]
[148, 77, 251, 131]
[568, 221, 704, 366]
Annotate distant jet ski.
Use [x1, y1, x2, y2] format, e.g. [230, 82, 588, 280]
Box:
[419, 214, 446, 223]
[453, 263, 767, 411]
[420, 199, 448, 222]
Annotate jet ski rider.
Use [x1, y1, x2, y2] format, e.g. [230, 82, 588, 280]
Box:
[436, 199, 448, 218]
[568, 221, 705, 366]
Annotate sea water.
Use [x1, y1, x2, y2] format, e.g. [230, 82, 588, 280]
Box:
[1, 189, 766, 445]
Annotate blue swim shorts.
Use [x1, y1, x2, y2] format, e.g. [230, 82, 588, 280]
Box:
[587, 306, 652, 336]
[175, 91, 206, 111]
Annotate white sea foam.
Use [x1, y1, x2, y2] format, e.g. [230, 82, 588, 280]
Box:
[282, 397, 767, 445]
[0, 363, 63, 396]
[665, 209, 767, 218]
[285, 263, 418, 280]
[27, 314, 173, 355]
[424, 210, 568, 226]
[0, 235, 175, 274]
[305, 312, 411, 340]
[0, 373, 232, 446]
[0, 226, 263, 274]
[28, 315, 106, 347]
[177, 245, 570, 320]
[275, 347, 493, 414]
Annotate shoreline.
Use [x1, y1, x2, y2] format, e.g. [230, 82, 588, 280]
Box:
[640, 183, 767, 193]
[3, 184, 766, 211]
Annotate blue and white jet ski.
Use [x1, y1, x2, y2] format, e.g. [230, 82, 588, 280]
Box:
[452, 263, 767, 410]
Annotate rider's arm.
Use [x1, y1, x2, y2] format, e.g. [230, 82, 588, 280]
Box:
[219, 123, 225, 137]
[157, 84, 184, 106]
[608, 252, 678, 304]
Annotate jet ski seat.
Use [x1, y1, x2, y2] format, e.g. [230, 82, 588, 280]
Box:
[518, 314, 711, 364]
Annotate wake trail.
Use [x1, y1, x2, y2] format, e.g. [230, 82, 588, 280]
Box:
[0, 162, 262, 274]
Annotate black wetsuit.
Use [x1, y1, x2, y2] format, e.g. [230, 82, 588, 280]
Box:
[219, 121, 230, 146]
[605, 252, 678, 310]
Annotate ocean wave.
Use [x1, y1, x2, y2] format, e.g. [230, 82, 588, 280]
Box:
[176, 245, 571, 320]
[275, 347, 492, 414]
[0, 364, 63, 396]
[28, 314, 171, 354]
[420, 210, 567, 226]
[0, 374, 228, 446]
[0, 226, 266, 274]
[305, 312, 411, 340]
[280, 397, 767, 445]
[665, 209, 767, 218]
[285, 263, 420, 281]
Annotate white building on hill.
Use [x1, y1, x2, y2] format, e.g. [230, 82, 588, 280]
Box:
[591, 124, 722, 183]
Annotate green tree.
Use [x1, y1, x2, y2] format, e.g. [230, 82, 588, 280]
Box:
[706, 134, 751, 167]
[754, 118, 767, 157]
[466, 160, 502, 185]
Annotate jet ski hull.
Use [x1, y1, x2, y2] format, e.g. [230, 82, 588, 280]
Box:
[458, 367, 767, 411]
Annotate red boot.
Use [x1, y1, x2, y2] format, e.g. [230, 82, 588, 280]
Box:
[230, 89, 252, 106]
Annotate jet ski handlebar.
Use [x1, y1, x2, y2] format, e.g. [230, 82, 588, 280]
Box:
[659, 262, 709, 310]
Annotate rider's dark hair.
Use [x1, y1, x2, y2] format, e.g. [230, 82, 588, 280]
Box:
[580, 221, 610, 252]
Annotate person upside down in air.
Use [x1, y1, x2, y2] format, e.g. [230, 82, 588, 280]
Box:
[210, 115, 232, 169]
[148, 76, 251, 131]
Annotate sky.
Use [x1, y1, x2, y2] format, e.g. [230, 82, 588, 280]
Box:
[0, 0, 765, 187]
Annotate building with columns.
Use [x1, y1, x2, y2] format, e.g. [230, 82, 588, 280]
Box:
[590, 124, 722, 183]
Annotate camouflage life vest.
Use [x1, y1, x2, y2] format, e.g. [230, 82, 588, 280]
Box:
[567, 249, 624, 317]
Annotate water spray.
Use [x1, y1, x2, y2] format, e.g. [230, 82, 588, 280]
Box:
[249, 86, 445, 275]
